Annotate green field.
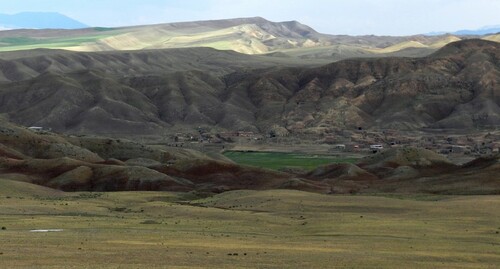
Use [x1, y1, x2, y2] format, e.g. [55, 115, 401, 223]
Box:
[0, 32, 117, 51]
[0, 180, 499, 268]
[223, 151, 358, 171]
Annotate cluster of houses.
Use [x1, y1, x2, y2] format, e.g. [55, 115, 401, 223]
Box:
[423, 134, 500, 155]
[171, 129, 264, 145]
[165, 126, 499, 157]
[25, 123, 498, 157]
[324, 129, 500, 155]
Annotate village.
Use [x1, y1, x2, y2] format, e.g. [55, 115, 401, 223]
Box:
[164, 126, 500, 160]
[27, 123, 499, 160]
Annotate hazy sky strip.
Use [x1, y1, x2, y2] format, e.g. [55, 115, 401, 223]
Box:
[1, 0, 499, 35]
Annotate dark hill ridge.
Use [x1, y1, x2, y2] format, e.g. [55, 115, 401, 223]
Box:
[0, 39, 498, 134]
[430, 38, 500, 57]
[0, 46, 315, 80]
[0, 47, 323, 134]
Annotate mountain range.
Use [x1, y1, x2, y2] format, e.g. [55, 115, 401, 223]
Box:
[0, 16, 498, 136]
[0, 16, 498, 201]
[0, 38, 498, 135]
[428, 25, 500, 36]
[0, 12, 88, 30]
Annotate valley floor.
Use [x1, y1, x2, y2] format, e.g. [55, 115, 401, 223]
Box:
[0, 186, 499, 268]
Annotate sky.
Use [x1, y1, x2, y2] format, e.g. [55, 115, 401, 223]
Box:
[1, 0, 499, 35]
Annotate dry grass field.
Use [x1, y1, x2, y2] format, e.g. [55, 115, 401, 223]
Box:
[1, 178, 499, 268]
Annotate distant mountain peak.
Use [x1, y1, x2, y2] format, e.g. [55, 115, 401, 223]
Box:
[0, 12, 88, 29]
[427, 25, 500, 36]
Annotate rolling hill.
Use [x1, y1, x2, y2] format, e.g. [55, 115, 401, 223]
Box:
[0, 17, 497, 60]
[0, 119, 498, 194]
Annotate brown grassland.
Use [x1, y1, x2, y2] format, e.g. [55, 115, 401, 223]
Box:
[0, 179, 499, 268]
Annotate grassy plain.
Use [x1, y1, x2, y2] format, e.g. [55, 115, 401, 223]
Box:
[0, 178, 499, 268]
[223, 151, 358, 171]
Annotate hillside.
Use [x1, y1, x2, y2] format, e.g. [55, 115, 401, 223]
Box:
[0, 17, 497, 60]
[0, 39, 498, 135]
[305, 147, 499, 194]
[0, 119, 498, 194]
[0, 119, 324, 192]
[0, 17, 328, 53]
[0, 46, 327, 134]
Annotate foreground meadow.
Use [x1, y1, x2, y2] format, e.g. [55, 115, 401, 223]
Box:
[0, 179, 499, 268]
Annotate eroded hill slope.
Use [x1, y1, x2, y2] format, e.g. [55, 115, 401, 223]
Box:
[0, 39, 497, 135]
